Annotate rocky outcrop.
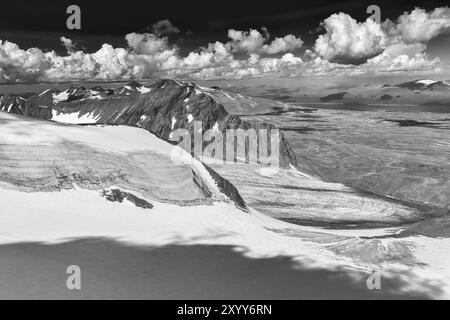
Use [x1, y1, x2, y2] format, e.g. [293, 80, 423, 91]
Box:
[101, 189, 154, 209]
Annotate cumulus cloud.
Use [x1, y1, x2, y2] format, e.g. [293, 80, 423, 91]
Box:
[314, 13, 387, 64]
[366, 53, 439, 72]
[228, 28, 269, 53]
[60, 36, 76, 53]
[182, 42, 233, 69]
[0, 8, 448, 83]
[0, 40, 49, 82]
[262, 35, 304, 54]
[151, 19, 180, 37]
[125, 32, 170, 55]
[313, 7, 450, 66]
[187, 52, 305, 80]
[227, 28, 303, 55]
[391, 7, 450, 43]
[364, 42, 440, 72]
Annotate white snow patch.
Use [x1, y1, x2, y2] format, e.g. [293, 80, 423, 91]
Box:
[197, 85, 214, 92]
[417, 80, 438, 86]
[187, 114, 193, 123]
[137, 86, 151, 94]
[51, 110, 100, 124]
[289, 164, 319, 181]
[171, 116, 177, 130]
[257, 166, 279, 177]
[39, 89, 51, 96]
[52, 90, 70, 103]
[89, 95, 103, 100]
[223, 92, 235, 100]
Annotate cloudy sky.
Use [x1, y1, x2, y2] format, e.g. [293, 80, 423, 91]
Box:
[1, 0, 449, 82]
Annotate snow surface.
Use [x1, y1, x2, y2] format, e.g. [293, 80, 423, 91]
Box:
[1, 111, 221, 194]
[417, 80, 438, 86]
[52, 90, 70, 103]
[137, 86, 151, 94]
[0, 185, 375, 277]
[0, 184, 449, 298]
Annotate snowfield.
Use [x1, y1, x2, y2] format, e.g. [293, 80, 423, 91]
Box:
[1, 180, 450, 299]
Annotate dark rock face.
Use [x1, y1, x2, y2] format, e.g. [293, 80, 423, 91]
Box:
[203, 164, 247, 211]
[320, 92, 347, 102]
[101, 189, 154, 209]
[0, 92, 52, 118]
[380, 94, 393, 100]
[385, 119, 441, 128]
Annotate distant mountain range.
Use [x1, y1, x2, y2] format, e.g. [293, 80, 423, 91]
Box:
[299, 79, 450, 107]
[393, 79, 450, 91]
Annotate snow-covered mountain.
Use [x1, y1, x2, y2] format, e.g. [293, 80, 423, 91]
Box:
[0, 79, 297, 167]
[0, 111, 246, 208]
[396, 79, 450, 91]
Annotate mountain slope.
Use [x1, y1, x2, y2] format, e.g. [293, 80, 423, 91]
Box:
[0, 79, 297, 168]
[0, 112, 245, 208]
